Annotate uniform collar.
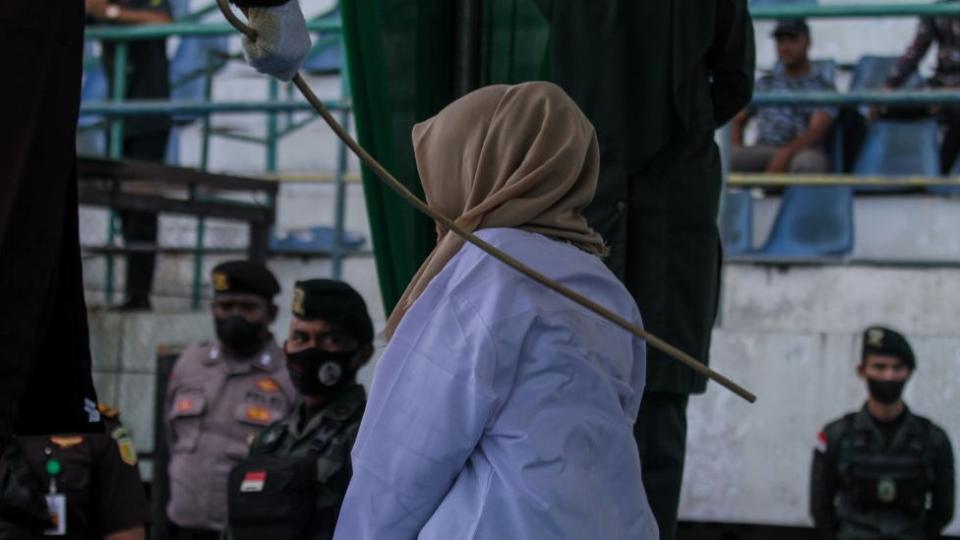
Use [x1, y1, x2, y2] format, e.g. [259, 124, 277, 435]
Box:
[856, 403, 918, 448]
[202, 338, 283, 373]
[286, 384, 366, 439]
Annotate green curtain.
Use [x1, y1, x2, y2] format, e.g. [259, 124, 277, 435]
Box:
[341, 0, 549, 315]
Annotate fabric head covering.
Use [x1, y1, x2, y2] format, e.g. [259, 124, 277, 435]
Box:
[384, 82, 605, 339]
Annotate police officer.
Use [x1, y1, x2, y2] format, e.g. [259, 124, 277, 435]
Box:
[810, 326, 955, 540]
[165, 261, 296, 540]
[0, 404, 149, 539]
[224, 279, 372, 540]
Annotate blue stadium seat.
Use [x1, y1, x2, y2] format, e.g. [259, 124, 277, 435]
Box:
[757, 186, 854, 257]
[302, 7, 343, 74]
[269, 226, 366, 256]
[850, 55, 923, 91]
[852, 119, 940, 190]
[720, 190, 754, 255]
[937, 156, 960, 194]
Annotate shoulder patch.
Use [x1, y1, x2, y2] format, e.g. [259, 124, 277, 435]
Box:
[50, 436, 84, 449]
[815, 431, 828, 453]
[116, 435, 138, 466]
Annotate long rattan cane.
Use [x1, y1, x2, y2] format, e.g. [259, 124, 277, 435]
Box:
[215, 0, 757, 404]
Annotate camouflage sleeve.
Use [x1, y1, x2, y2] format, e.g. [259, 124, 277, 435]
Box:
[809, 424, 840, 540]
[926, 426, 955, 536]
[887, 17, 935, 88]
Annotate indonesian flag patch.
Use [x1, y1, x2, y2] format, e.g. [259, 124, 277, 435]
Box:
[815, 431, 828, 453]
[240, 471, 267, 493]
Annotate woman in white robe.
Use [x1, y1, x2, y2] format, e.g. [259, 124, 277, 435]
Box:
[334, 81, 658, 539]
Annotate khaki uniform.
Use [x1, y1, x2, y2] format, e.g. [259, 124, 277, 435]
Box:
[165, 340, 296, 531]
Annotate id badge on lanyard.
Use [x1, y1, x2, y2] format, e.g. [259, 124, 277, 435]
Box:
[44, 494, 66, 536]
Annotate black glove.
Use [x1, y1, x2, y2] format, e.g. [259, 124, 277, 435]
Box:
[0, 439, 48, 532]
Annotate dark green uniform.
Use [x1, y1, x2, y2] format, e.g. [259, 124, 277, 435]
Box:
[810, 405, 955, 540]
[534, 2, 755, 538]
[225, 384, 366, 540]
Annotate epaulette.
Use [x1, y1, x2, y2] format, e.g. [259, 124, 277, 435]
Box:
[97, 403, 120, 419]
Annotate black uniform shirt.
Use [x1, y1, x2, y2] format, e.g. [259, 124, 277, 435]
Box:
[13, 427, 149, 539]
[810, 405, 955, 540]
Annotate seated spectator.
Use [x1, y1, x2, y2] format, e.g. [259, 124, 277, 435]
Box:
[887, 13, 960, 173]
[731, 19, 835, 174]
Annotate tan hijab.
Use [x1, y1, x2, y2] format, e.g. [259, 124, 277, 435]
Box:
[383, 81, 605, 339]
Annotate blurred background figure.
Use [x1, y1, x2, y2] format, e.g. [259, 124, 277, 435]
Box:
[731, 19, 835, 174]
[164, 261, 295, 540]
[225, 279, 372, 540]
[887, 3, 960, 174]
[0, 403, 149, 540]
[85, 0, 172, 311]
[810, 326, 955, 540]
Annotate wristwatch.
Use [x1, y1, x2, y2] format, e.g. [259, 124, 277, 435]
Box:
[105, 4, 122, 20]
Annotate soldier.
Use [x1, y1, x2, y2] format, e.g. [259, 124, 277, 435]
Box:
[164, 261, 296, 540]
[224, 279, 371, 540]
[0, 404, 149, 539]
[810, 326, 955, 540]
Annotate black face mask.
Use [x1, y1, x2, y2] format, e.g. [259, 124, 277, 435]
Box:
[215, 316, 265, 355]
[284, 347, 357, 396]
[867, 378, 906, 404]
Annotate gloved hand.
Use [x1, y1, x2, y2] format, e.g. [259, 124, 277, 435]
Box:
[241, 1, 311, 82]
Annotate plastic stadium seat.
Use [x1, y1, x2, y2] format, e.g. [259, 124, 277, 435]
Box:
[757, 186, 854, 257]
[269, 226, 366, 256]
[937, 156, 960, 195]
[852, 119, 940, 190]
[302, 7, 343, 74]
[850, 55, 923, 91]
[720, 190, 753, 255]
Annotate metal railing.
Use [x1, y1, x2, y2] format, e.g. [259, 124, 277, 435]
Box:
[82, 13, 355, 307]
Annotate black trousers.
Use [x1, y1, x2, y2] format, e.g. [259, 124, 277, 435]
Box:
[586, 130, 722, 540]
[939, 106, 960, 174]
[635, 393, 689, 540]
[119, 130, 168, 306]
[0, 0, 101, 436]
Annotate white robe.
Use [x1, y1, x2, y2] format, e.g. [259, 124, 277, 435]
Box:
[334, 227, 658, 539]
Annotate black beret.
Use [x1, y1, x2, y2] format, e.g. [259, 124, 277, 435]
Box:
[211, 260, 280, 299]
[292, 279, 374, 344]
[862, 325, 915, 370]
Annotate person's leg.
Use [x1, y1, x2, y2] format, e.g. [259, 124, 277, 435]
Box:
[729, 145, 777, 172]
[788, 148, 829, 173]
[0, 0, 100, 436]
[634, 393, 690, 540]
[625, 130, 722, 539]
[118, 130, 169, 309]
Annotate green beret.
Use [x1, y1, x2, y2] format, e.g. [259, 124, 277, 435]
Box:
[292, 279, 374, 344]
[862, 325, 915, 370]
[211, 260, 280, 299]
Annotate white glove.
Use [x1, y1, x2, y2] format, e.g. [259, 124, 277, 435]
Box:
[241, 1, 311, 82]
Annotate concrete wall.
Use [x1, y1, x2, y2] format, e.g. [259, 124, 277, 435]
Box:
[681, 263, 960, 534]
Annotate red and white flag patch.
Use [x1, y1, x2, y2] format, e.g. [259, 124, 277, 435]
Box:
[240, 471, 267, 493]
[815, 431, 828, 453]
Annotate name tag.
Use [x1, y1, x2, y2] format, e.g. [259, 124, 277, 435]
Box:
[44, 494, 66, 536]
[240, 471, 267, 493]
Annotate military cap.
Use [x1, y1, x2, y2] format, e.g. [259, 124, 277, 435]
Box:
[772, 19, 810, 38]
[862, 325, 915, 370]
[292, 279, 374, 344]
[211, 260, 280, 299]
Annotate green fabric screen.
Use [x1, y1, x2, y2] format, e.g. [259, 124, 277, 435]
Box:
[341, 0, 550, 315]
